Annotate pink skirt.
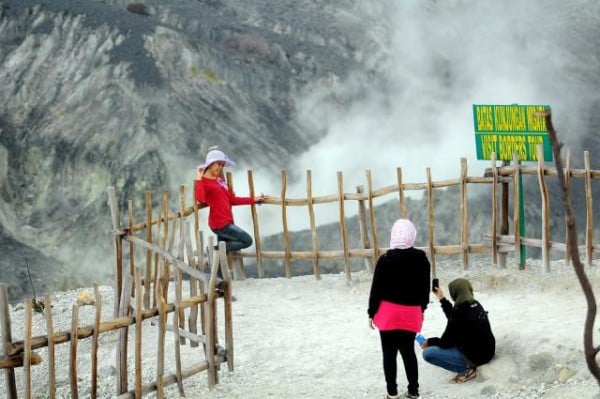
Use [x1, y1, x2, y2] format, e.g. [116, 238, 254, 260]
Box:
[373, 301, 423, 332]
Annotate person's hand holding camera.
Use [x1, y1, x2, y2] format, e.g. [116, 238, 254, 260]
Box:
[433, 286, 445, 300]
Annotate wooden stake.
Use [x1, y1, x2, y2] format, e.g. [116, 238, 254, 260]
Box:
[0, 284, 18, 399]
[145, 191, 153, 309]
[25, 300, 33, 399]
[397, 167, 407, 219]
[135, 269, 143, 398]
[427, 168, 436, 275]
[460, 158, 469, 270]
[69, 304, 79, 399]
[306, 170, 320, 279]
[356, 185, 373, 273]
[91, 285, 102, 399]
[44, 294, 56, 398]
[584, 151, 593, 267]
[512, 152, 522, 268]
[281, 170, 291, 277]
[107, 187, 123, 317]
[366, 170, 380, 260]
[490, 153, 499, 268]
[116, 275, 132, 395]
[248, 170, 265, 277]
[156, 285, 166, 399]
[537, 145, 550, 272]
[337, 171, 350, 280]
[564, 150, 572, 266]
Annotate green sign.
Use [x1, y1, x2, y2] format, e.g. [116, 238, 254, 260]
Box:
[473, 104, 553, 161]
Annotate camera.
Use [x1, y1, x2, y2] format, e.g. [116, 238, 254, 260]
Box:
[432, 278, 439, 292]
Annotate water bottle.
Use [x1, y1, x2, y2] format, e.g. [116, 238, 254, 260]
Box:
[415, 333, 426, 345]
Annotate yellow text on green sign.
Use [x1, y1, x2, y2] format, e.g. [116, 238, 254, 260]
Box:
[473, 104, 553, 162]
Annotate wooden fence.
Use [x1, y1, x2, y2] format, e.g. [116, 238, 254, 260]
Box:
[197, 147, 598, 279]
[0, 186, 235, 398]
[1, 147, 599, 398]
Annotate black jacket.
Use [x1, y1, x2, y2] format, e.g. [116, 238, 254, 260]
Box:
[367, 247, 431, 318]
[427, 298, 496, 366]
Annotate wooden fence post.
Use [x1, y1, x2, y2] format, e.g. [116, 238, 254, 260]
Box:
[156, 284, 167, 399]
[427, 168, 436, 275]
[564, 150, 572, 265]
[206, 247, 220, 388]
[44, 294, 56, 399]
[397, 167, 407, 219]
[25, 300, 33, 398]
[584, 151, 594, 267]
[69, 304, 81, 399]
[512, 153, 522, 268]
[116, 275, 133, 395]
[490, 153, 499, 268]
[91, 285, 102, 399]
[366, 170, 380, 260]
[337, 171, 350, 280]
[281, 170, 291, 278]
[248, 170, 265, 277]
[306, 170, 321, 279]
[134, 268, 143, 398]
[220, 244, 235, 372]
[356, 185, 374, 273]
[500, 160, 510, 269]
[0, 284, 17, 399]
[145, 191, 153, 309]
[108, 187, 124, 317]
[128, 200, 135, 280]
[460, 158, 469, 270]
[185, 221, 200, 348]
[537, 145, 551, 272]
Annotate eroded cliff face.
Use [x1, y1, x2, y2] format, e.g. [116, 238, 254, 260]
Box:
[0, 0, 382, 300]
[2, 0, 600, 302]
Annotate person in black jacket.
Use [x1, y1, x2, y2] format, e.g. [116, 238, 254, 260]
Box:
[368, 219, 431, 399]
[420, 278, 495, 383]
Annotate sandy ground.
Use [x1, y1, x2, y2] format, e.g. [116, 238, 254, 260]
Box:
[2, 258, 600, 398]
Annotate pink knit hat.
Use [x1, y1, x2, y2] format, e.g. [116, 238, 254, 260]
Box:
[389, 219, 417, 249]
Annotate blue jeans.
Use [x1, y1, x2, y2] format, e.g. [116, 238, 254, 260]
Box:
[422, 345, 470, 374]
[212, 223, 253, 252]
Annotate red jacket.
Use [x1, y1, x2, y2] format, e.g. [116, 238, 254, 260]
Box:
[195, 177, 254, 230]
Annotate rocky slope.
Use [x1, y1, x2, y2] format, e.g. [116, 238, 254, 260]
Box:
[1, 0, 600, 302]
[0, 0, 378, 300]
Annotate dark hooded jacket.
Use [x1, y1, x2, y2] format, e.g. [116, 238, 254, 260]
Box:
[427, 278, 495, 366]
[367, 247, 431, 317]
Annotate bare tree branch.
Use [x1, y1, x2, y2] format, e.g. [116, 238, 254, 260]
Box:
[540, 108, 600, 384]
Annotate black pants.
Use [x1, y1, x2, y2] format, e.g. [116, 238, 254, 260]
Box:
[379, 329, 419, 397]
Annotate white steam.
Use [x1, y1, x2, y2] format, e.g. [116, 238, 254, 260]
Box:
[271, 0, 600, 231]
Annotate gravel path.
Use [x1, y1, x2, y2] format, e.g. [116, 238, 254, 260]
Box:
[2, 257, 599, 398]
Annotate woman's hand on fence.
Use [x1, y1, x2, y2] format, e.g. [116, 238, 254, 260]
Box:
[255, 193, 270, 204]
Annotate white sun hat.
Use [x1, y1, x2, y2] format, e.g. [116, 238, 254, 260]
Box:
[198, 148, 236, 169]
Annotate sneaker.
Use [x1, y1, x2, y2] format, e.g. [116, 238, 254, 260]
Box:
[384, 395, 399, 399]
[449, 367, 477, 383]
[404, 392, 419, 399]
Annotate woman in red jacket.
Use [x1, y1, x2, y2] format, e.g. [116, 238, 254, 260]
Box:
[194, 146, 268, 252]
